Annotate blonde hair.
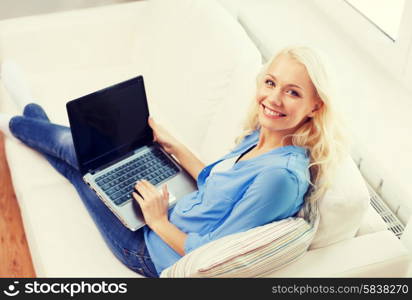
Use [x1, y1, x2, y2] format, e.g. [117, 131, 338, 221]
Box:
[234, 46, 349, 212]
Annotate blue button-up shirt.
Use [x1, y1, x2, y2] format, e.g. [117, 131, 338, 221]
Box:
[144, 129, 310, 275]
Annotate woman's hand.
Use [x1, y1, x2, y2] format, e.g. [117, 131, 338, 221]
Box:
[132, 179, 169, 229]
[148, 116, 181, 155]
[148, 116, 206, 180]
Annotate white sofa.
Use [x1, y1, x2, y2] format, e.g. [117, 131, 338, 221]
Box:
[0, 0, 410, 277]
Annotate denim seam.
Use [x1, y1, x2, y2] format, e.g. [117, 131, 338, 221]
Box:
[122, 247, 157, 277]
[122, 247, 151, 260]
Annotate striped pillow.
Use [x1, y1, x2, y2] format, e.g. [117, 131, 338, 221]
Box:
[160, 217, 318, 278]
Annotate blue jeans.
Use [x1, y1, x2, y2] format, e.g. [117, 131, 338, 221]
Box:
[9, 103, 159, 278]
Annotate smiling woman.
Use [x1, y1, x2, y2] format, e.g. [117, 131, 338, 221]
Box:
[236, 46, 348, 210]
[257, 54, 322, 137]
[0, 46, 348, 278]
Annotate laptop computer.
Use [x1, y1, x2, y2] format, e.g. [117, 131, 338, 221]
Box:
[66, 75, 197, 231]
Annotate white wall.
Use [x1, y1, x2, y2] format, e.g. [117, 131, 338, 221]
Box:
[219, 0, 412, 224]
[0, 0, 138, 20]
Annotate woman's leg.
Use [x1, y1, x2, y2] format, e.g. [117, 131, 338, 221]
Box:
[9, 103, 79, 174]
[23, 102, 49, 121]
[9, 104, 158, 277]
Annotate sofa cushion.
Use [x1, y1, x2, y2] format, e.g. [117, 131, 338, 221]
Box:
[309, 154, 370, 249]
[265, 230, 410, 277]
[160, 217, 316, 277]
[131, 0, 262, 161]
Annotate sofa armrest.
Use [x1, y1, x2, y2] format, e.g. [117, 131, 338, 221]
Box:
[0, 1, 147, 72]
[264, 230, 411, 277]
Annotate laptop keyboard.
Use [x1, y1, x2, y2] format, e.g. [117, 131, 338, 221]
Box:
[95, 148, 179, 206]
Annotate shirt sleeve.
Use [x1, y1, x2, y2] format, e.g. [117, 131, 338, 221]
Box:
[184, 167, 300, 254]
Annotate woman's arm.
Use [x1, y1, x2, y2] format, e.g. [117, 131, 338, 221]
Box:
[148, 117, 205, 180]
[169, 142, 205, 181]
[150, 219, 187, 256]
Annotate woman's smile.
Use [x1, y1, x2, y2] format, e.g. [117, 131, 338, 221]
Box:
[261, 103, 287, 119]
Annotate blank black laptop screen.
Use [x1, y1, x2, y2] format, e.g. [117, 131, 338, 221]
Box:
[66, 76, 153, 175]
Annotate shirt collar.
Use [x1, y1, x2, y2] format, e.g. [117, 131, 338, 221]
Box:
[235, 129, 309, 158]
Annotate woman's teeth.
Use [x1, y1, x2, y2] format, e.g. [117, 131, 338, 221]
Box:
[263, 105, 286, 117]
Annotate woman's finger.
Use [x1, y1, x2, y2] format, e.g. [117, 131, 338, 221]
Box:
[162, 184, 169, 200]
[148, 117, 157, 141]
[148, 116, 157, 129]
[140, 179, 160, 195]
[132, 192, 144, 206]
[135, 180, 151, 200]
[162, 184, 169, 205]
[138, 180, 160, 200]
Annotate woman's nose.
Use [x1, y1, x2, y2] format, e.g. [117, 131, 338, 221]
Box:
[267, 90, 282, 106]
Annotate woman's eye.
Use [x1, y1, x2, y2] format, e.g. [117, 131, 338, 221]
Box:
[286, 90, 300, 97]
[265, 79, 275, 87]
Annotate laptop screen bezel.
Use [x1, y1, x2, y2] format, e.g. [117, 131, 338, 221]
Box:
[66, 75, 153, 176]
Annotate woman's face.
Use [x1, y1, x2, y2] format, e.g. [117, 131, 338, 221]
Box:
[256, 54, 322, 135]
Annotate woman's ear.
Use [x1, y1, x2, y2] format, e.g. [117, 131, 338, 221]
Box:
[308, 100, 323, 118]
